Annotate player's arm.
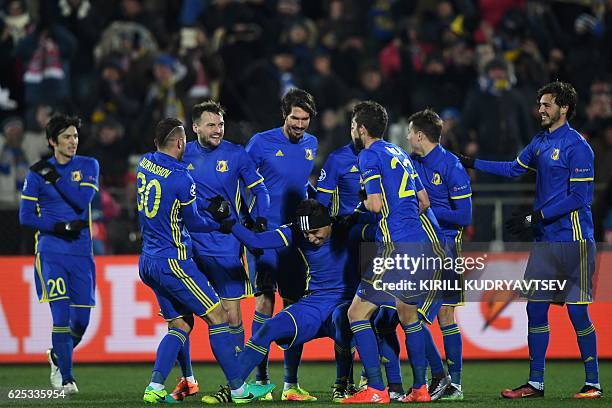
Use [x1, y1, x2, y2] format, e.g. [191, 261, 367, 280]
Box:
[471, 140, 537, 178]
[432, 163, 473, 226]
[53, 159, 100, 212]
[315, 153, 340, 210]
[19, 172, 56, 232]
[538, 142, 593, 220]
[230, 223, 294, 249]
[413, 172, 430, 214]
[238, 149, 270, 219]
[179, 176, 221, 233]
[359, 150, 383, 213]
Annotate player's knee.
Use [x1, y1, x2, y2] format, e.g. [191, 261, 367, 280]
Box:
[222, 300, 242, 326]
[70, 308, 91, 333]
[395, 303, 419, 325]
[567, 304, 591, 328]
[203, 306, 228, 326]
[526, 302, 549, 324]
[373, 308, 398, 330]
[347, 302, 367, 323]
[437, 306, 455, 327]
[49, 299, 71, 326]
[168, 317, 192, 334]
[255, 292, 275, 314]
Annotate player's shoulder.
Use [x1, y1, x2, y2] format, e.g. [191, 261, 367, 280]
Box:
[73, 155, 99, 166]
[221, 140, 247, 153]
[185, 140, 199, 153]
[251, 127, 279, 142]
[440, 147, 463, 171]
[300, 132, 318, 146]
[565, 127, 592, 151]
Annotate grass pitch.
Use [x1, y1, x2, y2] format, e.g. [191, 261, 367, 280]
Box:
[0, 361, 608, 407]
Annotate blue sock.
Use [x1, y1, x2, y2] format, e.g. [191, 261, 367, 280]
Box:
[568, 304, 599, 384]
[229, 322, 245, 355]
[152, 328, 187, 385]
[402, 321, 427, 388]
[526, 302, 550, 385]
[209, 323, 242, 389]
[441, 324, 462, 385]
[332, 304, 354, 386]
[177, 335, 193, 378]
[240, 312, 295, 382]
[69, 307, 90, 349]
[350, 320, 385, 391]
[334, 344, 353, 385]
[283, 344, 302, 384]
[50, 300, 74, 383]
[374, 309, 402, 386]
[252, 311, 271, 382]
[422, 324, 445, 377]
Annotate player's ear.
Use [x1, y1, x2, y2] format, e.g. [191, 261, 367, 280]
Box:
[192, 122, 198, 134]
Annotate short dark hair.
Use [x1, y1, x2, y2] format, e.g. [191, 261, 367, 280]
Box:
[45, 114, 81, 143]
[281, 88, 317, 119]
[155, 117, 184, 148]
[537, 81, 578, 120]
[352, 101, 388, 138]
[191, 100, 225, 123]
[407, 109, 443, 143]
[296, 198, 327, 219]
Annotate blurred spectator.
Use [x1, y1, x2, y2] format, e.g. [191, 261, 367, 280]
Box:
[22, 104, 52, 164]
[113, 0, 167, 47]
[82, 118, 129, 188]
[1, 0, 32, 44]
[0, 116, 28, 206]
[592, 119, 612, 242]
[439, 107, 464, 152]
[354, 61, 397, 120]
[307, 49, 350, 112]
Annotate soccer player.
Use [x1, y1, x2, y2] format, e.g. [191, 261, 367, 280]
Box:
[227, 199, 363, 401]
[19, 114, 98, 394]
[183, 101, 269, 377]
[136, 118, 274, 404]
[341, 101, 439, 404]
[407, 108, 473, 400]
[245, 88, 318, 400]
[456, 81, 602, 399]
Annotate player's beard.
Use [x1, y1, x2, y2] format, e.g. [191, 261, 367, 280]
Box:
[540, 110, 560, 130]
[353, 137, 365, 152]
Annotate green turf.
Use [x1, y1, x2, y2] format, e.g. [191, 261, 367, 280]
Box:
[0, 361, 608, 407]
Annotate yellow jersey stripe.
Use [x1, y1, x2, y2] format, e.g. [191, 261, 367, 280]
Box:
[450, 193, 472, 200]
[275, 229, 289, 246]
[316, 187, 334, 194]
[516, 157, 536, 171]
[363, 174, 381, 184]
[21, 195, 38, 201]
[168, 259, 215, 309]
[180, 197, 196, 206]
[35, 253, 48, 302]
[80, 182, 99, 191]
[569, 177, 594, 182]
[296, 248, 310, 291]
[247, 178, 264, 189]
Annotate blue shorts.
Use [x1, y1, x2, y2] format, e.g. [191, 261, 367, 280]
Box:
[139, 254, 220, 320]
[194, 252, 253, 300]
[276, 293, 343, 350]
[523, 241, 595, 304]
[251, 245, 306, 301]
[34, 252, 95, 307]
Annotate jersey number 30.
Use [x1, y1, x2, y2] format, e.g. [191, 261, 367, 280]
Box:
[137, 172, 162, 218]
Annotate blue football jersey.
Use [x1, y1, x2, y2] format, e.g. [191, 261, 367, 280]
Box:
[246, 127, 317, 226]
[359, 140, 422, 243]
[20, 155, 99, 255]
[183, 140, 266, 257]
[137, 151, 198, 260]
[316, 143, 362, 217]
[412, 144, 472, 241]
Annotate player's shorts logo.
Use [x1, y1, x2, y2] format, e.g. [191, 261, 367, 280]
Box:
[71, 170, 82, 182]
[305, 148, 314, 160]
[551, 148, 560, 161]
[431, 172, 442, 185]
[216, 160, 229, 172]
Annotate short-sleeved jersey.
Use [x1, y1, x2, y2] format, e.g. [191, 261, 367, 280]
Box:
[516, 123, 594, 241]
[272, 224, 362, 300]
[246, 127, 317, 226]
[359, 140, 422, 243]
[183, 140, 264, 256]
[412, 144, 472, 241]
[137, 151, 197, 259]
[316, 143, 361, 217]
[21, 155, 98, 255]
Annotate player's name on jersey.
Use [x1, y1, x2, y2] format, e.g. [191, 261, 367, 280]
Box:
[139, 157, 173, 178]
[372, 279, 568, 292]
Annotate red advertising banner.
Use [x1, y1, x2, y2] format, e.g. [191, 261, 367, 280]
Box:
[1, 255, 611, 363]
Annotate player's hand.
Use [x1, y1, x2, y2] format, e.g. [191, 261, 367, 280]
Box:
[254, 217, 268, 232]
[452, 151, 475, 169]
[219, 218, 236, 234]
[206, 195, 231, 221]
[358, 188, 367, 202]
[53, 220, 88, 240]
[248, 247, 264, 256]
[30, 159, 60, 184]
[334, 212, 359, 231]
[504, 209, 543, 237]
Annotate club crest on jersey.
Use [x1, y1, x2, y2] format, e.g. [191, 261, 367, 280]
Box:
[71, 170, 82, 182]
[305, 148, 314, 160]
[551, 148, 560, 161]
[216, 160, 228, 172]
[431, 172, 442, 185]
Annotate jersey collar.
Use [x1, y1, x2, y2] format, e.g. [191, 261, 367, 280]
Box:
[154, 151, 183, 167]
[421, 144, 444, 167]
[546, 122, 569, 139]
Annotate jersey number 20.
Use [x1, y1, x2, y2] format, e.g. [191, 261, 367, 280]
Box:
[137, 172, 162, 218]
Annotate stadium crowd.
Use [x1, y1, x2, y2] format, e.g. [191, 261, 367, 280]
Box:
[1, 0, 611, 254]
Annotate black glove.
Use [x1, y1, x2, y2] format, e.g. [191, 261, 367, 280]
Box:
[453, 151, 475, 169]
[206, 195, 231, 221]
[254, 217, 268, 232]
[505, 209, 543, 237]
[248, 247, 264, 256]
[219, 218, 236, 234]
[334, 212, 360, 232]
[358, 188, 367, 202]
[54, 220, 88, 240]
[30, 160, 60, 184]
